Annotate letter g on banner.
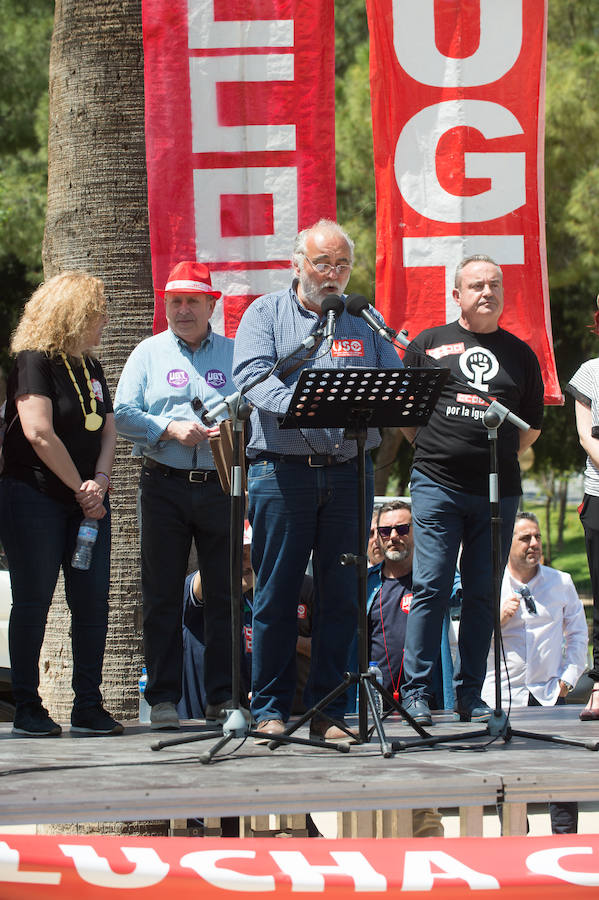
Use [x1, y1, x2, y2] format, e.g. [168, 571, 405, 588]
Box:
[394, 100, 525, 223]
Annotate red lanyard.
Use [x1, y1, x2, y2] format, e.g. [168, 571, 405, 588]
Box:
[377, 586, 404, 702]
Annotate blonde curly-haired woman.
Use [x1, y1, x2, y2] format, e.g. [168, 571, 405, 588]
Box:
[0, 271, 122, 737]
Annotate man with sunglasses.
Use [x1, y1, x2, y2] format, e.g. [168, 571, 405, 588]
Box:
[232, 219, 401, 743]
[363, 500, 455, 710]
[482, 512, 587, 834]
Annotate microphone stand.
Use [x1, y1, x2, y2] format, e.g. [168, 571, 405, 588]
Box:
[345, 298, 599, 753]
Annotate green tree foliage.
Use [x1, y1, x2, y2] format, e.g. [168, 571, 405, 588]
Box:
[0, 0, 53, 367]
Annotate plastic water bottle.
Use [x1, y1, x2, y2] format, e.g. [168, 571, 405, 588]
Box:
[368, 661, 384, 719]
[71, 517, 99, 570]
[139, 666, 151, 723]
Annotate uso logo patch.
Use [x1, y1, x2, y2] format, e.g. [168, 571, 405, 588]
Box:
[167, 369, 189, 388]
[297, 603, 307, 620]
[206, 369, 227, 388]
[331, 339, 365, 357]
[401, 592, 413, 613]
[91, 379, 104, 402]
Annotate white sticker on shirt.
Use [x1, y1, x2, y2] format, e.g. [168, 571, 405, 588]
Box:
[91, 379, 104, 402]
[331, 339, 365, 358]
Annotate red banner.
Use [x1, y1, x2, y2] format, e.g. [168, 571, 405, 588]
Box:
[2, 835, 599, 897]
[367, 0, 560, 404]
[142, 0, 336, 338]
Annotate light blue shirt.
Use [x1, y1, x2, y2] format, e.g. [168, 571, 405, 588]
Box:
[114, 326, 234, 469]
[232, 283, 402, 459]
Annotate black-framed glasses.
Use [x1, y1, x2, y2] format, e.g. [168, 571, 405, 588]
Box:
[377, 523, 411, 539]
[303, 256, 351, 277]
[518, 585, 537, 614]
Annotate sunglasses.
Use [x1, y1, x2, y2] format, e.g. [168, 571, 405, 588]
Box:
[377, 523, 411, 539]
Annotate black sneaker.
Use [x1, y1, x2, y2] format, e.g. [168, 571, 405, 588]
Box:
[13, 702, 62, 737]
[71, 706, 124, 735]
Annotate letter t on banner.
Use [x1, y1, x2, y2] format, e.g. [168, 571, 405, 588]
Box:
[366, 0, 561, 403]
[142, 0, 336, 337]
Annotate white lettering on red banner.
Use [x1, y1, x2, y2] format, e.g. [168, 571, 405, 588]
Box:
[366, 0, 561, 403]
[142, 0, 336, 338]
[3, 835, 599, 896]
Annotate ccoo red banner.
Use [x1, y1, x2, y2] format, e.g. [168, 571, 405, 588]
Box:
[366, 0, 561, 404]
[141, 0, 336, 338]
[2, 834, 599, 897]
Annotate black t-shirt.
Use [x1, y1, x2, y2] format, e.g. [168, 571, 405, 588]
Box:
[369, 572, 413, 694]
[403, 322, 544, 496]
[3, 350, 113, 504]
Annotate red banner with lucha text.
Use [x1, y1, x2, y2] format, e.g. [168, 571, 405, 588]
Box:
[366, 0, 560, 403]
[2, 835, 599, 897]
[142, 0, 336, 338]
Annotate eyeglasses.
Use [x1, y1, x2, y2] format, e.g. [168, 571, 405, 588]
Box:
[517, 585, 537, 615]
[377, 524, 411, 539]
[304, 256, 351, 277]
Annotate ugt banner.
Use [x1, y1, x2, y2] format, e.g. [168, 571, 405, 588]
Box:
[367, 0, 561, 404]
[142, 0, 336, 338]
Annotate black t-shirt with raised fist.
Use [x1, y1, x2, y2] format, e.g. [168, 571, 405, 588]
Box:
[403, 321, 544, 496]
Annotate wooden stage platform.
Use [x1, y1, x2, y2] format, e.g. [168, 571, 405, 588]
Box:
[0, 705, 597, 838]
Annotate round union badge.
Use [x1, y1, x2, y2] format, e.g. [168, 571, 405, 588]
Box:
[205, 369, 227, 389]
[167, 369, 190, 388]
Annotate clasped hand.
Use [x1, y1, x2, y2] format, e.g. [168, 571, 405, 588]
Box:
[75, 479, 107, 519]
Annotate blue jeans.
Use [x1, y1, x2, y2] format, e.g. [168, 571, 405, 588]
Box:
[248, 455, 373, 723]
[402, 468, 519, 708]
[0, 476, 110, 710]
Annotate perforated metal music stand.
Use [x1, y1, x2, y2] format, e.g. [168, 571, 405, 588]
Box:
[269, 366, 451, 756]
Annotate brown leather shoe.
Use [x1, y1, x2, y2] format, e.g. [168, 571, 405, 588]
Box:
[580, 686, 599, 721]
[310, 715, 358, 744]
[254, 719, 286, 744]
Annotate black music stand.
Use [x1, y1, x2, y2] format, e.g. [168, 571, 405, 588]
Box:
[258, 365, 451, 757]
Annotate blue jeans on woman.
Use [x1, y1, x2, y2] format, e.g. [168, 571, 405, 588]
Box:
[0, 476, 110, 711]
[248, 455, 373, 724]
[402, 468, 519, 710]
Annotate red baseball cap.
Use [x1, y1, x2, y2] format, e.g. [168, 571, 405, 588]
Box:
[164, 261, 222, 299]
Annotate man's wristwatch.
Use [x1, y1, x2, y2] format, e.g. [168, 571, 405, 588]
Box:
[561, 680, 574, 693]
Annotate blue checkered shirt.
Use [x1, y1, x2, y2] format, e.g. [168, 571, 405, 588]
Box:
[232, 283, 402, 459]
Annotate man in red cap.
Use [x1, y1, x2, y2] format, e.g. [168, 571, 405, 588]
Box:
[115, 261, 235, 730]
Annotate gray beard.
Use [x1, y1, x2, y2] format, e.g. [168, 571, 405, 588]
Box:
[298, 271, 339, 309]
[385, 547, 409, 563]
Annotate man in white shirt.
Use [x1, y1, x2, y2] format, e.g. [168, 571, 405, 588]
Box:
[482, 511, 588, 832]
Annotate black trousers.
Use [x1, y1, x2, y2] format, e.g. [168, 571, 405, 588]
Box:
[528, 693, 578, 834]
[140, 466, 232, 707]
[580, 493, 599, 681]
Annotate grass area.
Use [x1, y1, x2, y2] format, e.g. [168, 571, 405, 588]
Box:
[522, 501, 591, 598]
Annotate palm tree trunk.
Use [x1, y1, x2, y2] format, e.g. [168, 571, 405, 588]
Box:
[40, 0, 152, 725]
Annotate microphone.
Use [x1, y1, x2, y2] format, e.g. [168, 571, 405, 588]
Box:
[321, 294, 344, 347]
[345, 294, 397, 343]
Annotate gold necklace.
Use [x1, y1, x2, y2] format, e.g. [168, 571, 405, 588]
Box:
[60, 352, 103, 432]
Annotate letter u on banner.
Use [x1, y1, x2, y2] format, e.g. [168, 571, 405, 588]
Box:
[366, 0, 561, 403]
